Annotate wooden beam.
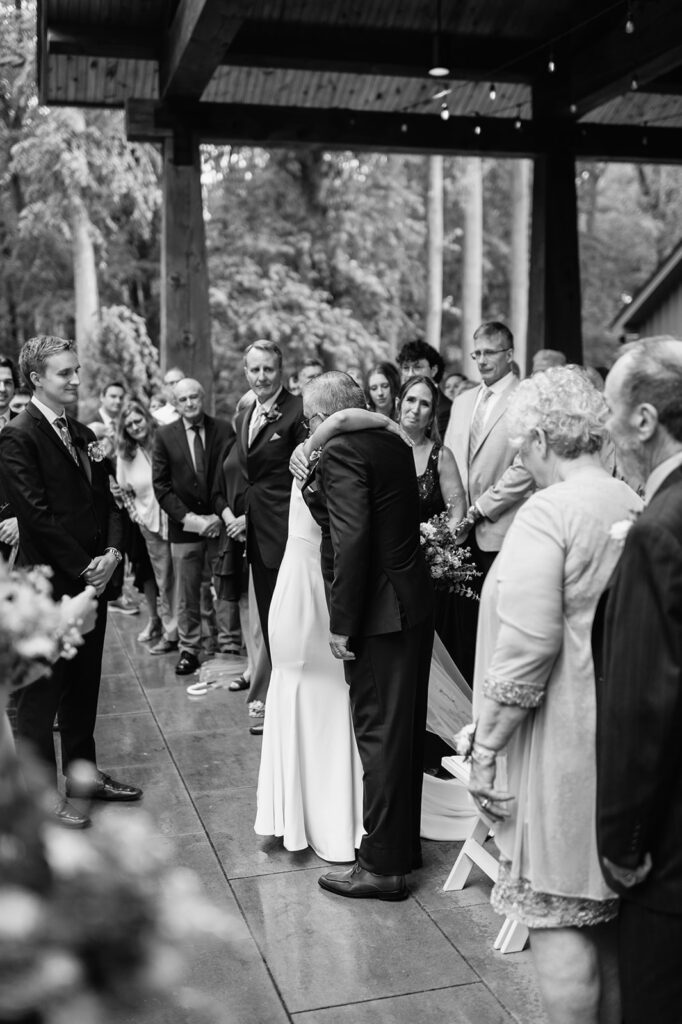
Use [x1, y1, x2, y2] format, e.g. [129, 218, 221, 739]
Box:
[126, 100, 682, 164]
[569, 0, 682, 117]
[45, 19, 537, 83]
[160, 0, 253, 100]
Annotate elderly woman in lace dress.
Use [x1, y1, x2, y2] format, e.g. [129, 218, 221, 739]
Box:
[467, 367, 642, 1024]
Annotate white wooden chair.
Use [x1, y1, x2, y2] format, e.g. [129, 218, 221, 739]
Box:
[441, 755, 529, 954]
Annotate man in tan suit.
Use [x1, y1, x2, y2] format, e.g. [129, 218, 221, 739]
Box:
[444, 321, 533, 578]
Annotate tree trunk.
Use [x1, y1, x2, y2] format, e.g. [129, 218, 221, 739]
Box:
[70, 195, 100, 358]
[425, 155, 444, 351]
[461, 157, 483, 362]
[510, 160, 531, 377]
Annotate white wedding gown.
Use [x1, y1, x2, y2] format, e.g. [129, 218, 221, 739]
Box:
[254, 483, 364, 862]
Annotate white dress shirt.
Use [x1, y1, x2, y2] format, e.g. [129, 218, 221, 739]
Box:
[248, 385, 283, 446]
[470, 371, 516, 430]
[183, 418, 206, 473]
[31, 395, 69, 440]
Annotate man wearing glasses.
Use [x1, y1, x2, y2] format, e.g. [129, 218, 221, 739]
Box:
[444, 321, 533, 581]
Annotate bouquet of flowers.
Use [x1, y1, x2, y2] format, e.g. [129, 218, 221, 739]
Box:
[419, 511, 480, 599]
[0, 564, 83, 691]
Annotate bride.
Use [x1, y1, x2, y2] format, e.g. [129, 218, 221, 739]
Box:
[255, 403, 473, 861]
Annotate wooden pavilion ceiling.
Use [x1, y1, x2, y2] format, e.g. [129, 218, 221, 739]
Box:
[37, 0, 682, 157]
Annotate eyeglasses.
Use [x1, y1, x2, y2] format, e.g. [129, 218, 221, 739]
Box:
[470, 348, 512, 361]
[303, 412, 326, 432]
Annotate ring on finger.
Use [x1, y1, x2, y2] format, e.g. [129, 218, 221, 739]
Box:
[480, 798, 490, 810]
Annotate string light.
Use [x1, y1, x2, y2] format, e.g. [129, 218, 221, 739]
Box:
[489, 83, 497, 101]
[473, 113, 482, 135]
[548, 52, 556, 73]
[631, 73, 639, 91]
[625, 4, 635, 33]
[440, 102, 450, 121]
[514, 106, 522, 129]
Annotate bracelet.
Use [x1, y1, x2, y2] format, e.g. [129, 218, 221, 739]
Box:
[471, 742, 498, 767]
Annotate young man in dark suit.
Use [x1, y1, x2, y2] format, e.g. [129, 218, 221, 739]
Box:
[303, 372, 434, 901]
[597, 338, 682, 1023]
[152, 377, 235, 675]
[0, 355, 19, 561]
[0, 336, 141, 827]
[232, 341, 307, 659]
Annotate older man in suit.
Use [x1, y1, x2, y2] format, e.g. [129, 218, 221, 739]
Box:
[152, 378, 235, 676]
[597, 338, 682, 1024]
[444, 321, 534, 577]
[0, 336, 139, 828]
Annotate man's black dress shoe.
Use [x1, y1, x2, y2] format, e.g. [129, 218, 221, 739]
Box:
[249, 723, 264, 736]
[175, 651, 200, 675]
[319, 863, 408, 901]
[54, 798, 91, 829]
[67, 771, 143, 802]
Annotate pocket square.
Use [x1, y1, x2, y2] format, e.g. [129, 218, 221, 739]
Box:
[269, 432, 282, 441]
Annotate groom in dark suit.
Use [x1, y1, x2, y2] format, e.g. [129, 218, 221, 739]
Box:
[597, 338, 682, 1023]
[0, 336, 140, 828]
[303, 372, 434, 900]
[233, 340, 307, 658]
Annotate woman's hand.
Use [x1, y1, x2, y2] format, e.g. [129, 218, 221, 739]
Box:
[468, 758, 513, 823]
[290, 443, 310, 481]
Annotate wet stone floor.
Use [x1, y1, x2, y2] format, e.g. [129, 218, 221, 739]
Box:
[92, 614, 547, 1024]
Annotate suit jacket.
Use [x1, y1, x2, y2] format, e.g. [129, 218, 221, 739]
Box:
[0, 409, 17, 561]
[0, 401, 124, 597]
[233, 388, 306, 569]
[307, 430, 433, 638]
[152, 414, 235, 543]
[443, 378, 534, 551]
[436, 390, 452, 441]
[596, 466, 682, 912]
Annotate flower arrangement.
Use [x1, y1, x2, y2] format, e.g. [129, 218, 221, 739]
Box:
[0, 757, 233, 1024]
[0, 564, 82, 691]
[263, 406, 282, 425]
[419, 511, 480, 598]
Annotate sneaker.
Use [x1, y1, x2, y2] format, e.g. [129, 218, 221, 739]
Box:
[137, 619, 163, 643]
[108, 595, 140, 616]
[150, 638, 179, 656]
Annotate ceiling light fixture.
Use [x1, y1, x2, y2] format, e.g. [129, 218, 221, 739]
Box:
[428, 0, 450, 77]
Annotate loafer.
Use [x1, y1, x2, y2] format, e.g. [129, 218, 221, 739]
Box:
[67, 771, 142, 802]
[175, 652, 200, 675]
[318, 863, 408, 901]
[229, 675, 250, 691]
[249, 723, 264, 736]
[54, 798, 91, 829]
[149, 638, 179, 655]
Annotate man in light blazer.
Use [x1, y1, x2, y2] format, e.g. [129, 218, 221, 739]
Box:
[444, 321, 533, 577]
[152, 378, 235, 676]
[596, 338, 682, 1024]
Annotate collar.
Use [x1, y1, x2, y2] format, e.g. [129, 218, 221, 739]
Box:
[645, 451, 682, 504]
[183, 416, 205, 432]
[31, 395, 67, 426]
[254, 385, 283, 413]
[99, 407, 113, 425]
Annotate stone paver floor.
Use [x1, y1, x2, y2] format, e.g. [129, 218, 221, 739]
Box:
[93, 614, 547, 1024]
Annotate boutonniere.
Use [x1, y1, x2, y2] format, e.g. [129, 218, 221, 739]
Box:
[87, 441, 106, 463]
[609, 509, 641, 546]
[263, 406, 282, 425]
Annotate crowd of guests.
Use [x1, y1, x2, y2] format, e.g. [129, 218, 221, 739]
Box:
[0, 329, 680, 1024]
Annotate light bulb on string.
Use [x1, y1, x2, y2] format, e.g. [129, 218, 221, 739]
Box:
[547, 52, 556, 73]
[440, 102, 450, 121]
[625, 4, 635, 33]
[631, 73, 639, 91]
[514, 106, 522, 129]
[489, 83, 497, 101]
[473, 113, 482, 136]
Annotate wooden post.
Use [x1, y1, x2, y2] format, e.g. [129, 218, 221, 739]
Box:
[510, 159, 531, 377]
[461, 157, 483, 362]
[527, 140, 582, 371]
[161, 133, 213, 405]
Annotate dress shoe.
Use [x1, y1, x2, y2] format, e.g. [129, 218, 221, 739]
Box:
[67, 771, 142, 802]
[54, 798, 90, 829]
[149, 638, 179, 655]
[137, 618, 163, 643]
[249, 723, 264, 736]
[229, 675, 250, 691]
[175, 651, 200, 675]
[108, 595, 140, 615]
[318, 863, 408, 901]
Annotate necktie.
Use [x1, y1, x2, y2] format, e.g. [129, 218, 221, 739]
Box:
[248, 404, 265, 447]
[191, 425, 207, 501]
[54, 416, 79, 464]
[468, 387, 494, 461]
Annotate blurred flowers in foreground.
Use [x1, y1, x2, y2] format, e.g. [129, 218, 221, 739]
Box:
[0, 755, 235, 1024]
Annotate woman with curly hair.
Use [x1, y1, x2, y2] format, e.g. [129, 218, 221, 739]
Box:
[467, 366, 642, 1024]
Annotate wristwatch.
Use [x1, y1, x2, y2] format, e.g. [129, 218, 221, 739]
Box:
[104, 547, 123, 563]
